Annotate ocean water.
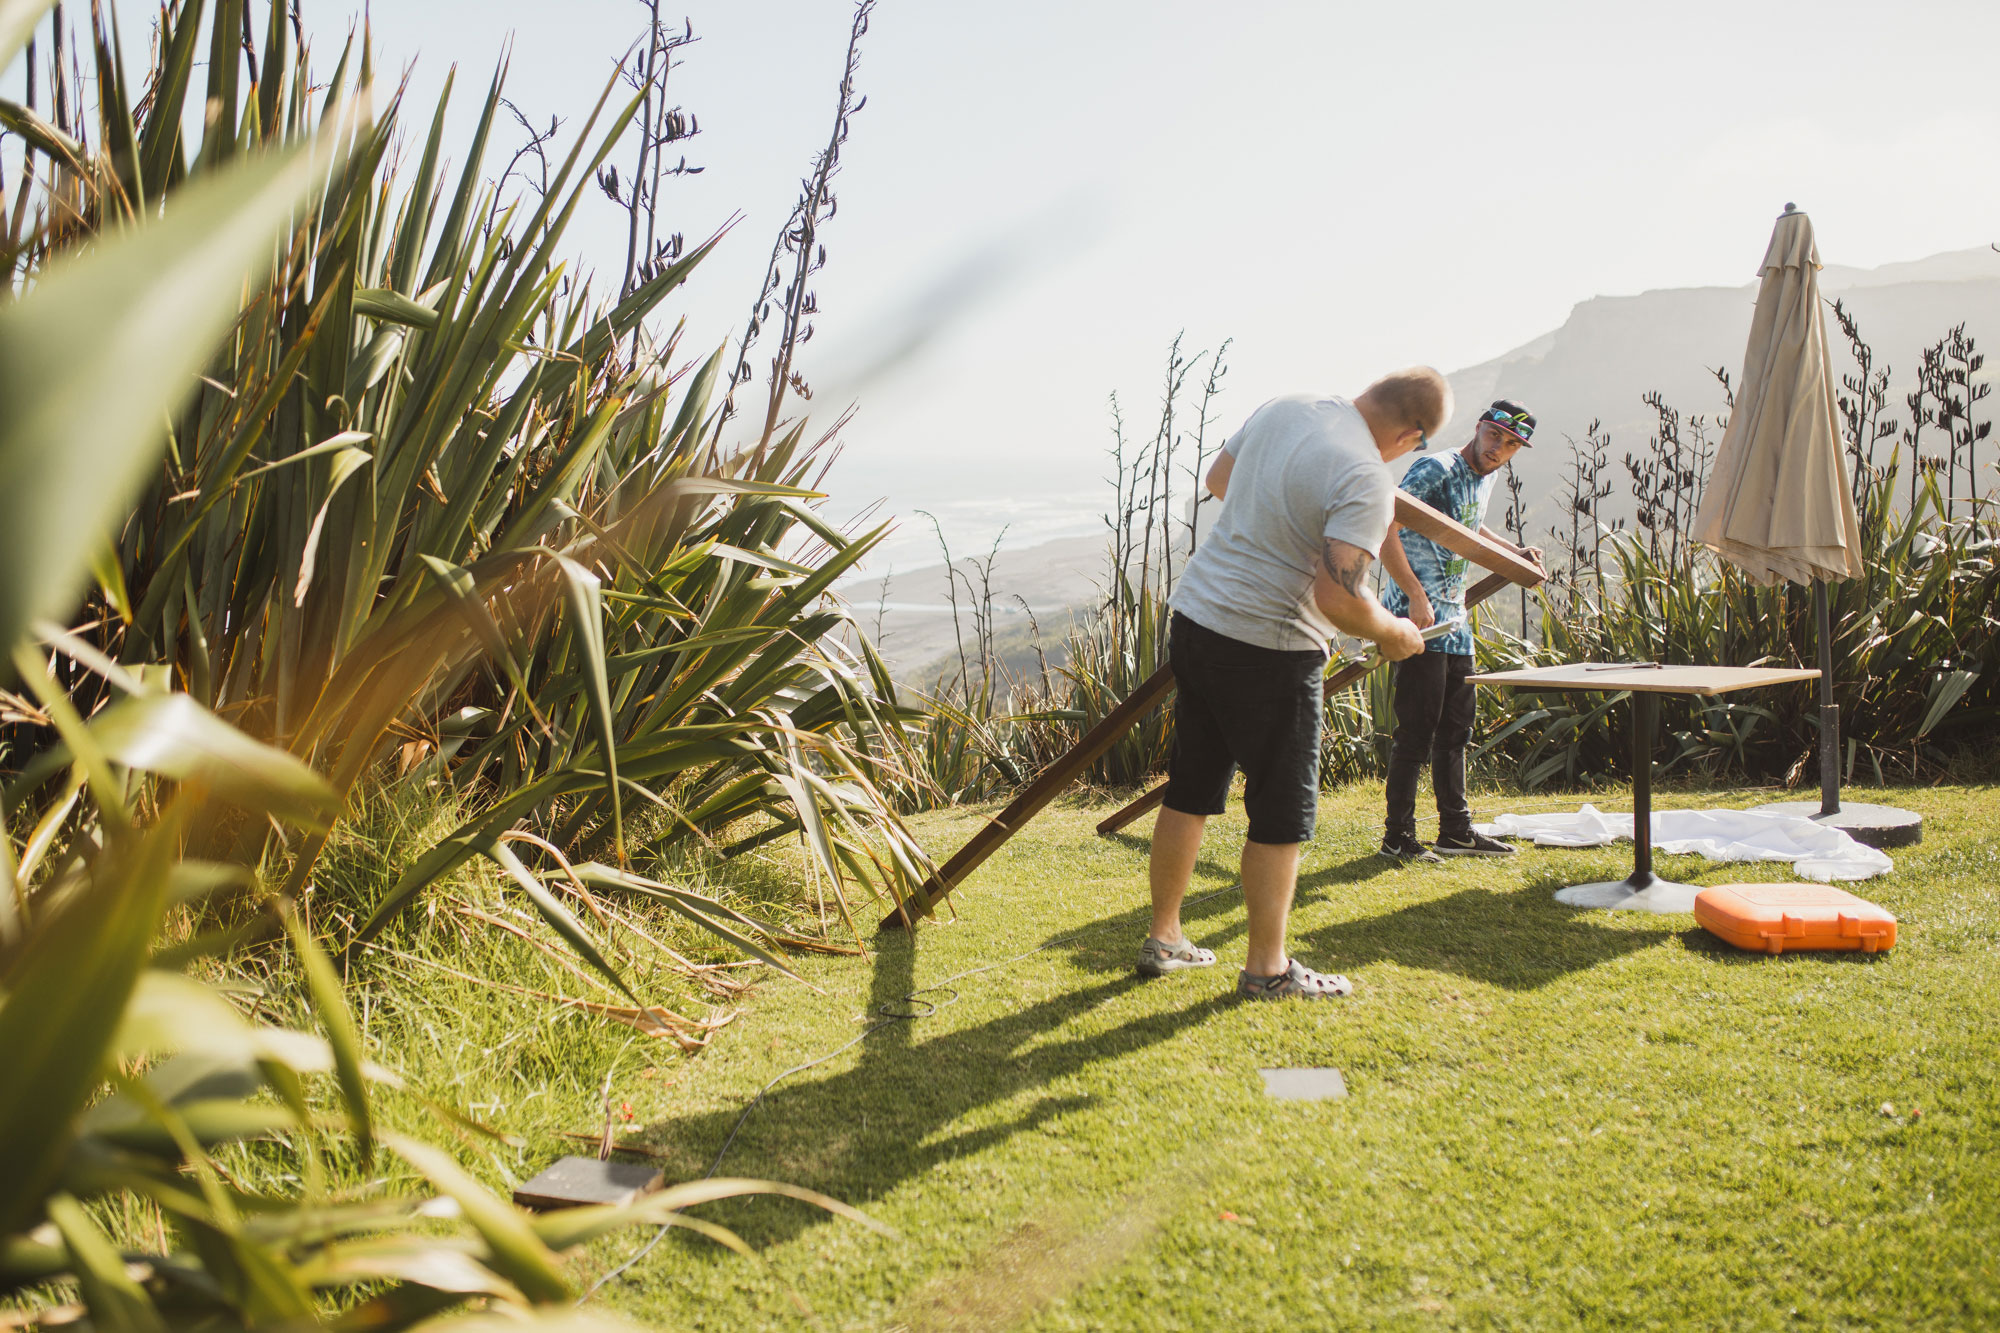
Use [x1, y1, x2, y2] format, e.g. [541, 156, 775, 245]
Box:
[828, 488, 1108, 577]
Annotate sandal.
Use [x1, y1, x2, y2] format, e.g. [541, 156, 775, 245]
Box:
[1137, 936, 1218, 977]
[1235, 958, 1353, 1001]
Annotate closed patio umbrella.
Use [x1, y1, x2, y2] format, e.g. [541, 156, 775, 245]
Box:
[1693, 204, 1919, 847]
[1693, 205, 1862, 585]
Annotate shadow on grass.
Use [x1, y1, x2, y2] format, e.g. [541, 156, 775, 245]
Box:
[1100, 829, 1238, 882]
[1295, 886, 1678, 990]
[630, 925, 1225, 1253]
[628, 870, 1676, 1260]
[1037, 872, 1247, 971]
[1298, 851, 1397, 893]
[1014, 852, 1673, 992]
[1677, 927, 1893, 966]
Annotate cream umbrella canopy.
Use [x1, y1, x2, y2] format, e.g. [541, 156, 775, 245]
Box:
[1692, 205, 1863, 584]
[1695, 206, 1917, 844]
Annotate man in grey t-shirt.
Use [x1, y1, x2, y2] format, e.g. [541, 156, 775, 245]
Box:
[1136, 368, 1445, 1001]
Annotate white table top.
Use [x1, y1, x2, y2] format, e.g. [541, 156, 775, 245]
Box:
[1466, 663, 1822, 697]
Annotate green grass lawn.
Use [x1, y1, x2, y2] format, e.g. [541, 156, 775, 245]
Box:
[369, 782, 2000, 1330]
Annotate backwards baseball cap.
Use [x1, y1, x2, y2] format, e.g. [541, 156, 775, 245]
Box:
[1479, 399, 1536, 446]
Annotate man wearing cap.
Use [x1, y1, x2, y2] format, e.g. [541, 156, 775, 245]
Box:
[1379, 400, 1544, 861]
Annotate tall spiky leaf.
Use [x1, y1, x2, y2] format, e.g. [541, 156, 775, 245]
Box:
[0, 0, 54, 69]
[0, 132, 345, 657]
[554, 555, 624, 865]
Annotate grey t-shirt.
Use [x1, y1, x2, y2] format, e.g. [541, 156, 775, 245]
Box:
[1170, 394, 1394, 653]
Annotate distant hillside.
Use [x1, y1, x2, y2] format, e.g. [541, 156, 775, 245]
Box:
[1436, 245, 2000, 538]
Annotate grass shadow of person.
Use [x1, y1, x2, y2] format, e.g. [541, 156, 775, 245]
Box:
[1295, 885, 1678, 990]
[1100, 828, 1238, 883]
[1033, 873, 1247, 974]
[1049, 837, 1464, 976]
[1294, 848, 1401, 902]
[622, 921, 1230, 1259]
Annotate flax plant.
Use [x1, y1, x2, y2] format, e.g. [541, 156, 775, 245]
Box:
[0, 7, 885, 1320]
[1, 0, 935, 960]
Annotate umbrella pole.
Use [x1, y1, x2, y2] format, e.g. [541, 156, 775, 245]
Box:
[1814, 577, 1840, 816]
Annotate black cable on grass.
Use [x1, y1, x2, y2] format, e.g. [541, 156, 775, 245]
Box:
[580, 786, 1785, 1300]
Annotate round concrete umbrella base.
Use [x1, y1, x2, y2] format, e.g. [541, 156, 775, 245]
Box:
[1749, 800, 1923, 850]
[1554, 875, 1701, 913]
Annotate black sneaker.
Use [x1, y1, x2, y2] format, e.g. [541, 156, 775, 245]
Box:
[1433, 829, 1518, 857]
[1379, 831, 1443, 864]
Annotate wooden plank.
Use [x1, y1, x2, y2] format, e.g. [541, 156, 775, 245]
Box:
[1393, 493, 1545, 589]
[1094, 572, 1519, 837]
[1462, 569, 1514, 607]
[1096, 783, 1168, 836]
[882, 662, 1179, 929]
[1468, 663, 1823, 696]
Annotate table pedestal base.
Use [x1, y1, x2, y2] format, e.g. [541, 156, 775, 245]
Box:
[1554, 874, 1701, 913]
[1748, 800, 1923, 850]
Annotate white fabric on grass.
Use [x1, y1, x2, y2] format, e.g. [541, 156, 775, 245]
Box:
[1474, 805, 1891, 882]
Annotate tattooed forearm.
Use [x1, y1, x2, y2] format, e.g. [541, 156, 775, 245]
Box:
[1319, 537, 1370, 598]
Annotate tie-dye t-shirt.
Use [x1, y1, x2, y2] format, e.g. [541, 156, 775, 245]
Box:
[1383, 452, 1497, 656]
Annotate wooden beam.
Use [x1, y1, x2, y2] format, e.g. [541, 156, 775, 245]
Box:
[1096, 781, 1169, 836]
[882, 662, 1179, 929]
[1460, 569, 1515, 606]
[1092, 570, 1518, 837]
[1394, 493, 1545, 588]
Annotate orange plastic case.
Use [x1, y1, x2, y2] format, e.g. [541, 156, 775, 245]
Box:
[1694, 883, 1896, 955]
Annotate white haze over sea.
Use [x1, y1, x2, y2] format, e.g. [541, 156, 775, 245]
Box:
[839, 487, 1108, 575]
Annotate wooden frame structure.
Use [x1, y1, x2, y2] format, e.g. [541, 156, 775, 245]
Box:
[883, 491, 1546, 930]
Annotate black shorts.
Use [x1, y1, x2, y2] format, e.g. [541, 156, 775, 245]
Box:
[1161, 612, 1324, 844]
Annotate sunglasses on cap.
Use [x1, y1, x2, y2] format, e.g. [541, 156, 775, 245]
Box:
[1478, 404, 1535, 445]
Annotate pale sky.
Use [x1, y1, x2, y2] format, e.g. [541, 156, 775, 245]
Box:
[14, 1, 2000, 568]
